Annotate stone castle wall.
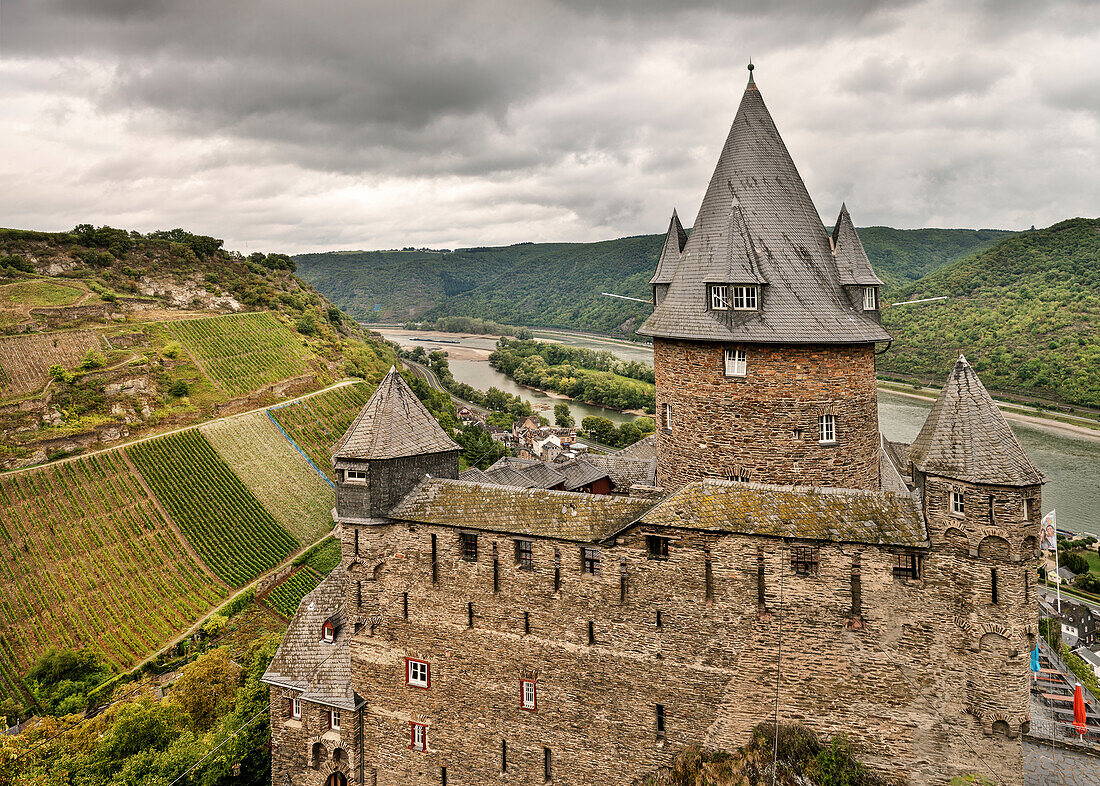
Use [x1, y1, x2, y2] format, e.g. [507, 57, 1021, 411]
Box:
[268, 694, 359, 785]
[338, 518, 1031, 785]
[653, 340, 880, 492]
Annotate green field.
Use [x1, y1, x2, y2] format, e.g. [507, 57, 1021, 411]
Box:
[269, 383, 372, 479]
[0, 452, 225, 704]
[200, 410, 334, 544]
[263, 568, 323, 619]
[168, 311, 316, 396]
[0, 279, 86, 309]
[296, 535, 341, 575]
[128, 429, 299, 586]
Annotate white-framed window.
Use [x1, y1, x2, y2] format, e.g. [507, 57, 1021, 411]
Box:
[521, 679, 537, 711]
[950, 491, 965, 518]
[322, 621, 335, 643]
[732, 286, 758, 310]
[410, 721, 427, 751]
[724, 348, 747, 377]
[406, 658, 430, 689]
[818, 414, 836, 445]
[345, 469, 367, 483]
[863, 287, 878, 311]
[663, 402, 672, 430]
[710, 284, 729, 310]
[330, 709, 341, 730]
[291, 697, 301, 719]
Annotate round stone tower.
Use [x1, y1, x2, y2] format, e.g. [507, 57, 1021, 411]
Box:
[638, 69, 889, 492]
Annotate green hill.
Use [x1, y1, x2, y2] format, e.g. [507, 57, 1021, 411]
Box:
[881, 217, 1100, 408]
[295, 228, 1012, 337]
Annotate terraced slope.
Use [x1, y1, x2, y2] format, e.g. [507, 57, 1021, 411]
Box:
[269, 383, 372, 479]
[168, 311, 315, 396]
[0, 330, 103, 396]
[201, 410, 334, 544]
[263, 569, 323, 618]
[0, 452, 225, 703]
[128, 429, 298, 586]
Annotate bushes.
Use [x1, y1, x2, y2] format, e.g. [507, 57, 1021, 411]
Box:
[27, 648, 114, 716]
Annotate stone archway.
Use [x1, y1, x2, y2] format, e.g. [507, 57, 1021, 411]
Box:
[326, 773, 348, 786]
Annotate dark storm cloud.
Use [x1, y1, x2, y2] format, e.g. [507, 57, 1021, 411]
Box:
[0, 0, 1096, 251]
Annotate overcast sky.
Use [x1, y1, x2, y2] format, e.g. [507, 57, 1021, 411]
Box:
[1, 1, 1097, 254]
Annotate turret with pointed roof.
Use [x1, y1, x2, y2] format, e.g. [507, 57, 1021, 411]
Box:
[333, 366, 460, 521]
[910, 356, 1044, 487]
[641, 66, 886, 492]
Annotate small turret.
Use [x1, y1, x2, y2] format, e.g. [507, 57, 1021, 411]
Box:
[332, 367, 460, 521]
[650, 209, 687, 306]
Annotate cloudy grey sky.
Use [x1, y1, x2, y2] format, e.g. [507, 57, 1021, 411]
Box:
[1, 0, 1097, 254]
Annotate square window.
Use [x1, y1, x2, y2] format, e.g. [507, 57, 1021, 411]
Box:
[710, 284, 729, 310]
[647, 535, 670, 560]
[330, 709, 341, 730]
[818, 414, 836, 444]
[790, 545, 818, 575]
[863, 287, 878, 311]
[724, 348, 747, 377]
[521, 679, 537, 711]
[410, 722, 427, 751]
[515, 539, 534, 570]
[406, 658, 430, 689]
[291, 697, 301, 719]
[950, 491, 965, 518]
[582, 547, 601, 575]
[732, 286, 758, 310]
[460, 532, 478, 562]
[892, 552, 923, 581]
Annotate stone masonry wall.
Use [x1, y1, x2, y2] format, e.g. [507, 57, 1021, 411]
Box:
[340, 519, 1029, 786]
[653, 339, 880, 492]
[336, 451, 459, 520]
[269, 695, 360, 786]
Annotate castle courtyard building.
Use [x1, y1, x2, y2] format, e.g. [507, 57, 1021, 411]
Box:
[264, 67, 1042, 786]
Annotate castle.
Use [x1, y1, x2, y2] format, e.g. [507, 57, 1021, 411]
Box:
[262, 67, 1043, 786]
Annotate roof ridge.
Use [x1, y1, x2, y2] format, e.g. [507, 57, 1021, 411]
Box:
[699, 476, 911, 500]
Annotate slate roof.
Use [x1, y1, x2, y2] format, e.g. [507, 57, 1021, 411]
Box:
[262, 565, 360, 711]
[616, 434, 656, 460]
[389, 478, 655, 541]
[556, 457, 612, 491]
[638, 73, 891, 345]
[909, 356, 1044, 486]
[459, 467, 491, 483]
[333, 367, 460, 461]
[650, 210, 689, 285]
[831, 204, 883, 286]
[584, 453, 658, 489]
[630, 478, 926, 546]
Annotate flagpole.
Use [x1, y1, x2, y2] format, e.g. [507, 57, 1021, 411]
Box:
[1053, 509, 1061, 614]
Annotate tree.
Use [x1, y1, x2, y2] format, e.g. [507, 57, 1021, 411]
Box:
[1062, 550, 1088, 576]
[169, 648, 241, 732]
[553, 403, 574, 427]
[581, 416, 616, 445]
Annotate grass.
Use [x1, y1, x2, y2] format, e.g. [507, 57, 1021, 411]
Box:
[0, 330, 103, 397]
[0, 279, 85, 310]
[269, 383, 373, 479]
[168, 311, 316, 397]
[200, 410, 334, 545]
[128, 429, 299, 586]
[0, 452, 226, 702]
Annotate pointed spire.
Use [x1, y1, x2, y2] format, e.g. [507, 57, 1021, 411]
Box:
[333, 366, 460, 461]
[747, 60, 755, 87]
[649, 209, 688, 285]
[831, 203, 883, 286]
[909, 357, 1044, 486]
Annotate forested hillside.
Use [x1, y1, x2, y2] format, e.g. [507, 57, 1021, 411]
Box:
[295, 227, 1011, 336]
[881, 218, 1100, 408]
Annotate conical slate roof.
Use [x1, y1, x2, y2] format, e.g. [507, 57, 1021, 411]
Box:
[909, 356, 1044, 486]
[333, 367, 460, 461]
[650, 209, 688, 285]
[832, 204, 883, 286]
[639, 72, 891, 344]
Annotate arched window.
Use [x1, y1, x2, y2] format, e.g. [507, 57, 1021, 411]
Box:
[326, 773, 348, 786]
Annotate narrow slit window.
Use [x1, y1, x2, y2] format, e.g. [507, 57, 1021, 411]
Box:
[587, 621, 595, 645]
[656, 609, 663, 628]
[410, 722, 426, 751]
[544, 748, 552, 781]
[704, 547, 714, 602]
[991, 568, 999, 605]
[663, 402, 672, 430]
[354, 527, 359, 556]
[553, 548, 561, 593]
[493, 548, 500, 593]
[524, 611, 531, 635]
[851, 555, 862, 618]
[818, 414, 836, 445]
[403, 592, 409, 619]
[521, 679, 537, 711]
[291, 697, 301, 719]
[356, 581, 362, 608]
[757, 552, 766, 607]
[619, 557, 627, 602]
[441, 767, 447, 785]
[732, 286, 758, 310]
[710, 284, 729, 310]
[724, 348, 747, 377]
[863, 286, 878, 311]
[656, 704, 666, 737]
[431, 533, 438, 583]
[501, 739, 508, 772]
[467, 601, 474, 628]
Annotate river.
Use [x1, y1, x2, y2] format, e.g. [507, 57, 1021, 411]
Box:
[377, 328, 1100, 537]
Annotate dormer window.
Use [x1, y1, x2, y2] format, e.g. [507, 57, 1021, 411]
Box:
[710, 285, 729, 310]
[732, 286, 758, 310]
[863, 287, 878, 311]
[322, 621, 335, 643]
